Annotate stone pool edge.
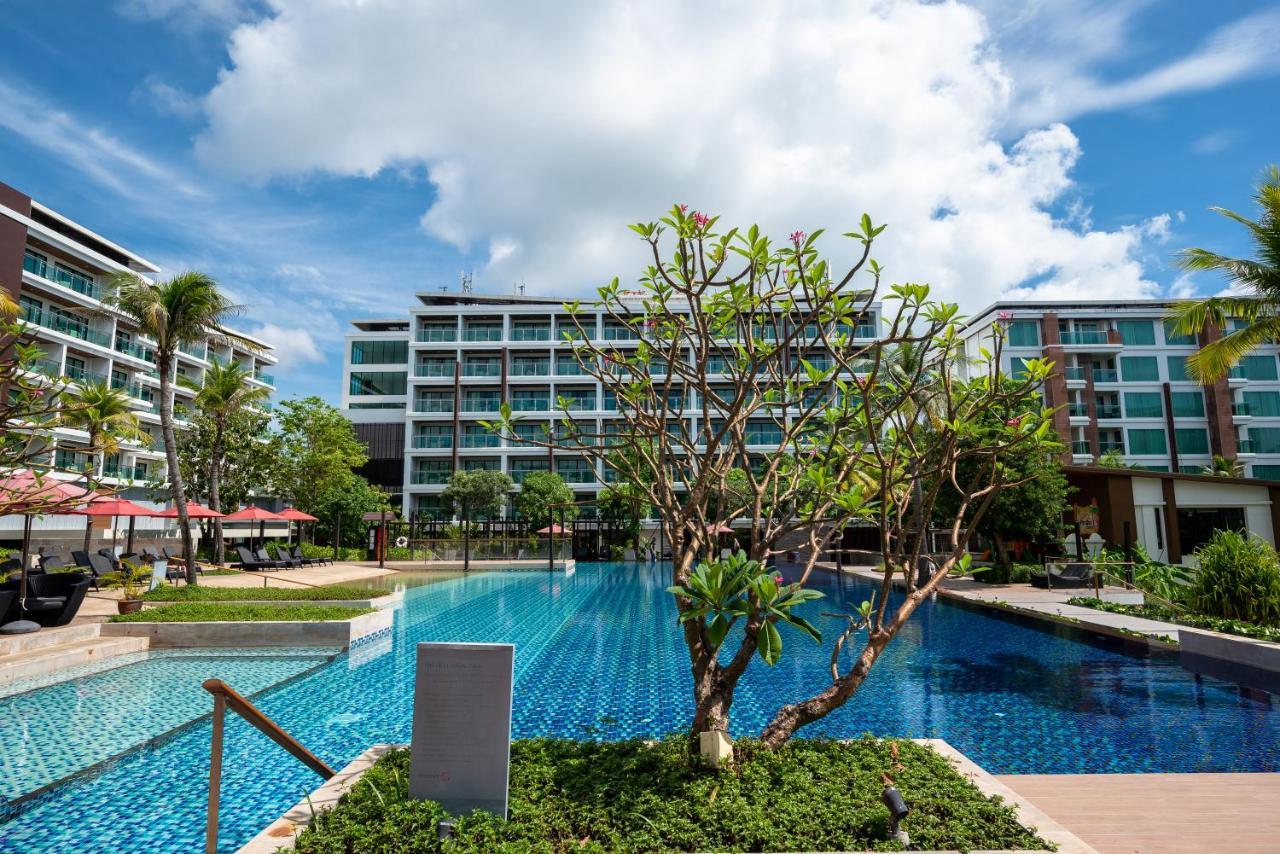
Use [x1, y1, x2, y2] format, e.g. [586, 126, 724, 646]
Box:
[236, 740, 1095, 854]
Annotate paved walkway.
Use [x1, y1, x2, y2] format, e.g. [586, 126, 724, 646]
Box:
[999, 773, 1280, 854]
[71, 562, 397, 624]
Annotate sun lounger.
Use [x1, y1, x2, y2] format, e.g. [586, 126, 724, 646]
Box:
[235, 546, 284, 571]
[1030, 561, 1093, 589]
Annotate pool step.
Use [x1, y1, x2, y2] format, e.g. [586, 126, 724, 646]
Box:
[0, 630, 149, 688]
[0, 622, 103, 658]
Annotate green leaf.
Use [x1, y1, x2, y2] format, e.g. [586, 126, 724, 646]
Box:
[706, 614, 731, 649]
[757, 620, 783, 666]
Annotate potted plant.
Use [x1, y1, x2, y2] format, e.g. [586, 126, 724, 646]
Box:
[102, 559, 153, 614]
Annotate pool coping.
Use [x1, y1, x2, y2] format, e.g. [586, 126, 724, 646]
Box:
[100, 608, 393, 649]
[237, 739, 1096, 854]
[139, 587, 404, 612]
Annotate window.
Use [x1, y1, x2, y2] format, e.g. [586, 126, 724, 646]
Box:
[1163, 320, 1196, 346]
[1248, 427, 1280, 454]
[461, 425, 500, 448]
[416, 358, 453, 377]
[1165, 356, 1191, 382]
[463, 323, 502, 342]
[511, 322, 550, 341]
[1006, 320, 1039, 347]
[1127, 428, 1167, 455]
[412, 425, 452, 448]
[1119, 356, 1159, 382]
[1174, 428, 1209, 455]
[350, 340, 407, 365]
[463, 357, 501, 377]
[349, 401, 406, 410]
[414, 391, 453, 412]
[556, 458, 596, 483]
[463, 458, 501, 471]
[1009, 357, 1031, 379]
[510, 458, 549, 483]
[510, 389, 549, 411]
[1117, 320, 1155, 346]
[1123, 392, 1162, 418]
[1244, 391, 1280, 417]
[411, 460, 451, 484]
[1238, 355, 1279, 381]
[414, 495, 447, 520]
[513, 423, 548, 442]
[509, 356, 548, 376]
[1176, 507, 1245, 553]
[462, 390, 501, 412]
[417, 324, 456, 342]
[349, 371, 406, 396]
[1252, 465, 1280, 481]
[1170, 391, 1205, 418]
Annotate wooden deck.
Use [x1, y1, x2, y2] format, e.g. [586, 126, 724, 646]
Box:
[999, 773, 1280, 853]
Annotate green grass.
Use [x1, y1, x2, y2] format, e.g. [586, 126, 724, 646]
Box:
[142, 583, 389, 602]
[202, 569, 243, 576]
[1068, 597, 1280, 643]
[109, 603, 373, 623]
[293, 738, 1051, 853]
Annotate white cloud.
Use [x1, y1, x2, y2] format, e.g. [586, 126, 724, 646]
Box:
[245, 323, 324, 371]
[115, 0, 259, 31]
[135, 76, 202, 120]
[1191, 129, 1237, 156]
[194, 0, 1189, 310]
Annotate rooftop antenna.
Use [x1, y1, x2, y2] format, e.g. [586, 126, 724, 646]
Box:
[518, 282, 526, 296]
[460, 271, 473, 293]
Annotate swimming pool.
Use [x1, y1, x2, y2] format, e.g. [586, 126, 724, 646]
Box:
[2, 562, 1278, 852]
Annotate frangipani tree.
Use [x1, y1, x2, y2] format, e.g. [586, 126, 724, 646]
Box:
[485, 207, 1055, 749]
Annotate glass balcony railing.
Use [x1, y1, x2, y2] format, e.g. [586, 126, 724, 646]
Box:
[28, 358, 61, 378]
[1229, 367, 1249, 380]
[557, 468, 596, 484]
[180, 342, 207, 360]
[1233, 402, 1253, 416]
[1098, 441, 1124, 453]
[745, 430, 784, 445]
[413, 399, 454, 413]
[102, 462, 150, 480]
[1059, 330, 1109, 345]
[558, 398, 596, 412]
[65, 365, 108, 386]
[24, 250, 100, 299]
[1238, 440, 1256, 453]
[412, 434, 453, 449]
[114, 338, 155, 362]
[1092, 369, 1119, 383]
[462, 398, 501, 413]
[417, 327, 457, 342]
[557, 328, 587, 342]
[254, 371, 275, 385]
[1067, 403, 1088, 417]
[509, 397, 548, 412]
[110, 376, 146, 398]
[555, 362, 587, 376]
[1063, 366, 1085, 380]
[463, 326, 503, 342]
[510, 327, 550, 341]
[510, 362, 549, 376]
[511, 468, 549, 484]
[1071, 440, 1092, 455]
[415, 361, 454, 377]
[1096, 404, 1121, 419]
[410, 469, 452, 485]
[461, 433, 501, 448]
[603, 325, 640, 341]
[54, 449, 94, 471]
[21, 305, 112, 347]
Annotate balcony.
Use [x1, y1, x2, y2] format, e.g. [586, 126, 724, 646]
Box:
[410, 469, 452, 485]
[181, 342, 207, 360]
[462, 326, 503, 342]
[462, 397, 502, 413]
[1228, 367, 1250, 385]
[417, 327, 457, 343]
[24, 250, 99, 299]
[1092, 369, 1119, 383]
[1096, 404, 1121, 419]
[1098, 441, 1124, 453]
[102, 462, 150, 480]
[413, 399, 454, 413]
[54, 449, 94, 471]
[415, 361, 454, 377]
[461, 433, 501, 448]
[1071, 440, 1092, 456]
[555, 362, 588, 376]
[508, 362, 548, 377]
[745, 430, 784, 446]
[463, 363, 502, 378]
[1238, 439, 1256, 455]
[511, 468, 549, 484]
[114, 338, 155, 363]
[602, 325, 640, 341]
[1067, 403, 1088, 417]
[1063, 366, 1085, 381]
[510, 326, 550, 341]
[558, 397, 596, 413]
[21, 305, 112, 348]
[65, 364, 108, 386]
[1233, 402, 1253, 416]
[556, 467, 597, 484]
[27, 358, 61, 378]
[254, 371, 275, 385]
[110, 376, 146, 399]
[1059, 330, 1109, 345]
[509, 397, 549, 412]
[411, 434, 452, 449]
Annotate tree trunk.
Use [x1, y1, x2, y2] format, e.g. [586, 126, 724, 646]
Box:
[84, 429, 102, 554]
[209, 419, 224, 565]
[158, 356, 197, 584]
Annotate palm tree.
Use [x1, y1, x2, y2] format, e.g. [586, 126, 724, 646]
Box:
[1202, 454, 1244, 478]
[1166, 165, 1280, 382]
[104, 271, 256, 583]
[60, 380, 150, 551]
[184, 360, 269, 565]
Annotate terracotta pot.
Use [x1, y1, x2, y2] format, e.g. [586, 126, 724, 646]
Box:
[117, 599, 144, 615]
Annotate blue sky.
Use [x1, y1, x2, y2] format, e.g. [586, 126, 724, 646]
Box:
[1, 0, 1277, 404]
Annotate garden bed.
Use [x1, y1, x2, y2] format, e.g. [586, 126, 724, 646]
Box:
[110, 603, 373, 622]
[284, 738, 1053, 853]
[101, 604, 392, 649]
[141, 585, 398, 610]
[1068, 597, 1280, 644]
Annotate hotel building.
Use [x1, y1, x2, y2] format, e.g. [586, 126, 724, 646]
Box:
[0, 180, 277, 500]
[341, 291, 883, 519]
[960, 300, 1280, 478]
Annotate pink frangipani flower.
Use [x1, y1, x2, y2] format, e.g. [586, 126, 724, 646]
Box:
[692, 211, 710, 228]
[1005, 416, 1023, 427]
[679, 203, 688, 213]
[774, 574, 785, 584]
[997, 310, 1013, 321]
[790, 230, 806, 249]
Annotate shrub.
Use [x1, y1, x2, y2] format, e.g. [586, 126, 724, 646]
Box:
[1189, 530, 1280, 626]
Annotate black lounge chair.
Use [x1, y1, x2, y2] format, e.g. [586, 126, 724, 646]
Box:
[1030, 561, 1093, 590]
[294, 547, 329, 566]
[85, 553, 115, 590]
[38, 554, 66, 572]
[162, 546, 181, 561]
[0, 585, 17, 626]
[272, 547, 306, 568]
[71, 550, 92, 569]
[24, 572, 91, 627]
[141, 546, 162, 561]
[235, 546, 283, 571]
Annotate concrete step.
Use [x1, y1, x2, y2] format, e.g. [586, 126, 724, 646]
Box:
[0, 635, 149, 688]
[0, 622, 102, 657]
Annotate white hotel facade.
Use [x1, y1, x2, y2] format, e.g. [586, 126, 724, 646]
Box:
[341, 291, 883, 519]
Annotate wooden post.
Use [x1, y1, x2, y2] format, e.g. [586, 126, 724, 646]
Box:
[206, 692, 226, 854]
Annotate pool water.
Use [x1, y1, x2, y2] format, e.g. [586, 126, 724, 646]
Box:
[2, 562, 1279, 852]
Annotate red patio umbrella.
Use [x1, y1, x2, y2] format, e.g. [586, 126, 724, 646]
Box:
[0, 471, 92, 635]
[222, 505, 287, 552]
[536, 524, 569, 534]
[155, 502, 226, 519]
[277, 507, 319, 546]
[73, 496, 161, 556]
[706, 523, 734, 534]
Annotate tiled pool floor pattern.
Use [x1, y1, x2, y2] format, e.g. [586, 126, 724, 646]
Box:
[2, 564, 1279, 852]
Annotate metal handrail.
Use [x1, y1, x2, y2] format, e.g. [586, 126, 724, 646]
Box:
[202, 679, 335, 853]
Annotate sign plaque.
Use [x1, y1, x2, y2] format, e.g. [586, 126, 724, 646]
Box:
[409, 642, 514, 817]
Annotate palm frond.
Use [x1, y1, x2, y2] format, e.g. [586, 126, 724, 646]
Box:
[1187, 317, 1280, 383]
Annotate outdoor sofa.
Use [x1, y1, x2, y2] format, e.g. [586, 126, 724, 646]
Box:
[1029, 561, 1093, 589]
